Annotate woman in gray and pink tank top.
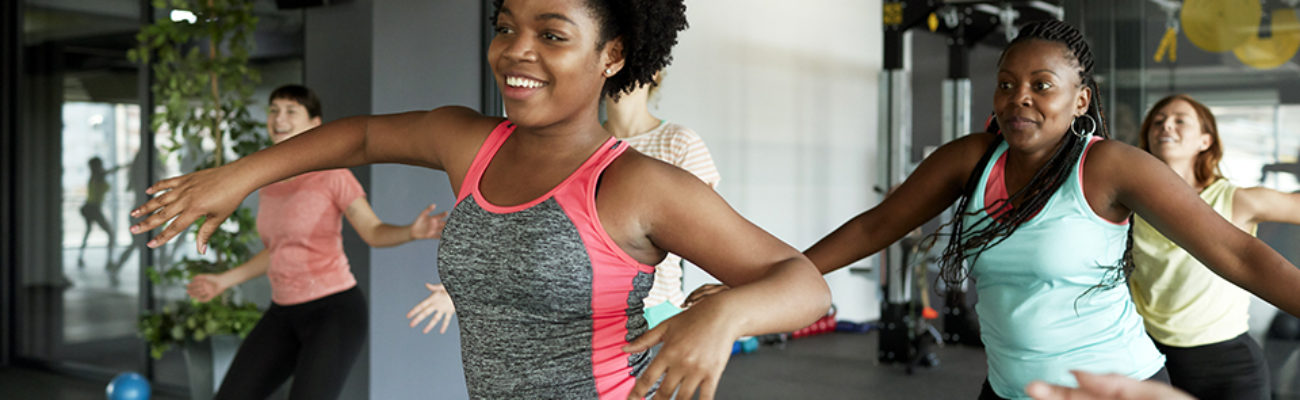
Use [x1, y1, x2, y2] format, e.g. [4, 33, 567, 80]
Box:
[132, 2, 831, 399]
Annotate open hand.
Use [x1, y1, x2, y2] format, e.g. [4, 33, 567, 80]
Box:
[409, 204, 449, 240]
[406, 283, 456, 334]
[129, 166, 249, 254]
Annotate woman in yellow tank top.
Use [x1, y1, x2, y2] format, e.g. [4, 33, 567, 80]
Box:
[1131, 94, 1300, 400]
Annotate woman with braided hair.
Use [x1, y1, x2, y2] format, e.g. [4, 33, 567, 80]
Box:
[799, 20, 1300, 399]
[128, 0, 830, 399]
[1128, 94, 1300, 400]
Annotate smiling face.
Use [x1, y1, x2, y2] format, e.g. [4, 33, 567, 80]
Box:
[1144, 99, 1213, 163]
[993, 39, 1091, 153]
[267, 98, 322, 144]
[489, 0, 623, 128]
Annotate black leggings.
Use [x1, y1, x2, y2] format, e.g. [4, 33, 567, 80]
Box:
[1155, 333, 1269, 400]
[214, 286, 367, 400]
[977, 367, 1169, 400]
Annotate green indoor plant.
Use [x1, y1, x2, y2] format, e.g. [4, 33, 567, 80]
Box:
[127, 0, 267, 361]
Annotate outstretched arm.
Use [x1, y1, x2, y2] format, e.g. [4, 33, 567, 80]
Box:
[188, 249, 270, 302]
[343, 198, 447, 248]
[614, 155, 829, 400]
[131, 106, 493, 252]
[684, 134, 993, 307]
[1103, 142, 1300, 317]
[804, 133, 992, 273]
[1234, 186, 1300, 226]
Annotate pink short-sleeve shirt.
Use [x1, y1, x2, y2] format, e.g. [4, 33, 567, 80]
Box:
[257, 169, 365, 305]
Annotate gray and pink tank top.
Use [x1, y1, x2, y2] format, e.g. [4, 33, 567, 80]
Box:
[438, 121, 657, 399]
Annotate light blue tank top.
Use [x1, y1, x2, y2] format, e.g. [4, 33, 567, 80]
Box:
[963, 138, 1164, 399]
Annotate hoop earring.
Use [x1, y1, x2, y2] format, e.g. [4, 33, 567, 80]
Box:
[1070, 114, 1097, 139]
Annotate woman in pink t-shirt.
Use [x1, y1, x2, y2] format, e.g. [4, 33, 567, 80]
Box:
[185, 85, 446, 400]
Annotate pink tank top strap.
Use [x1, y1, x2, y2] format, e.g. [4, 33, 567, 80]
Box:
[456, 120, 515, 205]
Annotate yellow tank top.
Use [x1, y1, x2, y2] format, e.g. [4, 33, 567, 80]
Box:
[1130, 179, 1253, 347]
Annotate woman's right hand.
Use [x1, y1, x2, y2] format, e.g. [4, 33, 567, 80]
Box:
[407, 283, 457, 334]
[187, 274, 231, 302]
[130, 165, 249, 253]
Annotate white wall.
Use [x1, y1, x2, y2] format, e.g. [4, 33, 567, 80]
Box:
[664, 0, 883, 322]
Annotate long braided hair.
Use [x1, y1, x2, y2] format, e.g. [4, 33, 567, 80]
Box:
[934, 20, 1134, 299]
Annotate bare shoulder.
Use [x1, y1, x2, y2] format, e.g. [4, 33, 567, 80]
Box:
[943, 132, 1000, 158]
[604, 149, 702, 190]
[1234, 185, 1288, 210]
[425, 106, 505, 143]
[1080, 139, 1160, 176]
[1087, 138, 1144, 157]
[417, 106, 506, 171]
[1235, 186, 1279, 199]
[920, 132, 1002, 186]
[600, 148, 718, 211]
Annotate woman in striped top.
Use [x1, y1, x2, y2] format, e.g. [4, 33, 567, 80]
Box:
[603, 71, 720, 328]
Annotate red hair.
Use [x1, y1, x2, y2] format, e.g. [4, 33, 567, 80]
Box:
[1138, 94, 1223, 188]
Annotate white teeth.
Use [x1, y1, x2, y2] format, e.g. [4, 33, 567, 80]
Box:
[506, 76, 546, 88]
[1158, 137, 1176, 143]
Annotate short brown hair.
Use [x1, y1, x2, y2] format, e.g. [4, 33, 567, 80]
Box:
[269, 84, 322, 119]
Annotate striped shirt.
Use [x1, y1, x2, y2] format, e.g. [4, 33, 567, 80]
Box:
[620, 121, 721, 308]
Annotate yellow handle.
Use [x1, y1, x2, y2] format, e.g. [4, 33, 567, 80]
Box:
[1154, 27, 1179, 62]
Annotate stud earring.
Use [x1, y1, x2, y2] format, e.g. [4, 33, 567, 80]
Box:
[605, 68, 612, 76]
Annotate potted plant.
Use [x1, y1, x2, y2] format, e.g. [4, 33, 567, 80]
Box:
[128, 1, 267, 398]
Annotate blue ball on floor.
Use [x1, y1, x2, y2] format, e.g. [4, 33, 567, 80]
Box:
[106, 372, 151, 400]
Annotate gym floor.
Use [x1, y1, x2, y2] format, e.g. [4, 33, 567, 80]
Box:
[0, 331, 989, 399]
[719, 331, 988, 398]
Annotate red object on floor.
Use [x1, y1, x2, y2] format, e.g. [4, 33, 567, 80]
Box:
[791, 310, 838, 339]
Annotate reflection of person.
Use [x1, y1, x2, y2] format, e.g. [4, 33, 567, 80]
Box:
[407, 70, 722, 333]
[77, 156, 126, 275]
[1025, 371, 1194, 400]
[185, 85, 446, 400]
[130, 2, 831, 399]
[783, 20, 1300, 399]
[108, 148, 158, 276]
[1129, 94, 1300, 400]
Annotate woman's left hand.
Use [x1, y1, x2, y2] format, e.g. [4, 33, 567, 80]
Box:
[623, 300, 739, 400]
[409, 203, 448, 240]
[406, 283, 456, 334]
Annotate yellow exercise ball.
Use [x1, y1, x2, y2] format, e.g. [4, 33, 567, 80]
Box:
[1234, 8, 1300, 70]
[1182, 0, 1263, 52]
